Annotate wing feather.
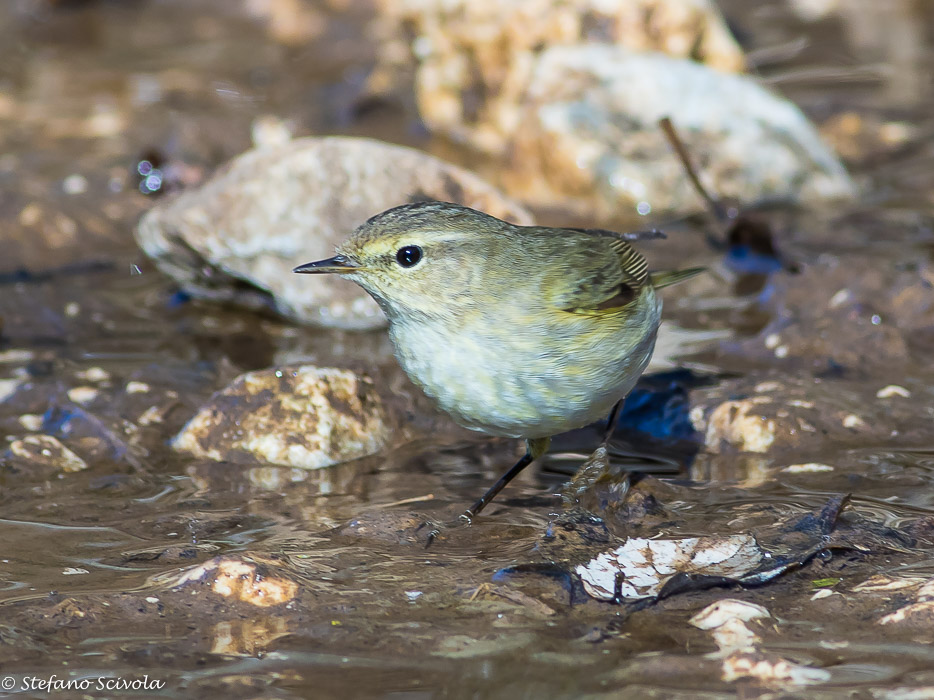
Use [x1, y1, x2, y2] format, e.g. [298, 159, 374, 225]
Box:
[544, 233, 650, 315]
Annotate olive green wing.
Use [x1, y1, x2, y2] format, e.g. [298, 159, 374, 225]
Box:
[649, 267, 706, 288]
[544, 234, 649, 315]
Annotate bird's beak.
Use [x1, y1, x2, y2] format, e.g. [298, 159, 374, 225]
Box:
[292, 254, 360, 275]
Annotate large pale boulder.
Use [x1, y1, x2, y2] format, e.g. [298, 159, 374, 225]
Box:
[501, 46, 856, 221]
[136, 136, 533, 329]
[368, 0, 746, 153]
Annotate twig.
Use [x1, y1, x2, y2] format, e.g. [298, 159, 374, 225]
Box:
[372, 493, 435, 509]
[659, 116, 729, 223]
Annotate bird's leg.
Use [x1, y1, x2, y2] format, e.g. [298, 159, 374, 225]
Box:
[462, 437, 551, 521]
[601, 398, 625, 446]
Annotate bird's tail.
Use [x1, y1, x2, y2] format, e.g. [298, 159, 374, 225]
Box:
[649, 267, 705, 289]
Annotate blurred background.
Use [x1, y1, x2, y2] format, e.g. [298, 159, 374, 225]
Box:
[2, 1, 934, 697]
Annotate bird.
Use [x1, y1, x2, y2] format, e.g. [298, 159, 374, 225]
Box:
[294, 201, 703, 519]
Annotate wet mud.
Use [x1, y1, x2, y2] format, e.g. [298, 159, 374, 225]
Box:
[2, 0, 934, 698]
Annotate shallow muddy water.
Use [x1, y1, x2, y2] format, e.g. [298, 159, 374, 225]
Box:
[2, 1, 934, 698]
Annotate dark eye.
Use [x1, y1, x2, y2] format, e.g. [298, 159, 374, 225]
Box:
[395, 245, 422, 268]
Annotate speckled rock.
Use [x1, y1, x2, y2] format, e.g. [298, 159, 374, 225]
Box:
[502, 45, 855, 222]
[5, 434, 88, 473]
[689, 374, 934, 456]
[173, 555, 299, 607]
[368, 0, 745, 153]
[136, 136, 533, 329]
[173, 365, 398, 469]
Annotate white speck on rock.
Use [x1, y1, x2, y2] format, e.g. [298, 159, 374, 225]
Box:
[0, 378, 23, 402]
[877, 384, 911, 399]
[63, 174, 88, 195]
[67, 386, 99, 404]
[829, 288, 851, 308]
[842, 413, 865, 429]
[76, 367, 110, 383]
[782, 463, 834, 473]
[17, 414, 43, 431]
[754, 381, 782, 393]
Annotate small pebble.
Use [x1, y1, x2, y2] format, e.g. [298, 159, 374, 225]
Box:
[67, 386, 99, 404]
[18, 203, 42, 226]
[76, 367, 110, 383]
[828, 288, 851, 308]
[137, 405, 165, 426]
[754, 381, 782, 393]
[63, 174, 88, 195]
[0, 378, 22, 402]
[876, 384, 911, 399]
[0, 349, 34, 364]
[251, 115, 293, 148]
[842, 414, 865, 429]
[782, 463, 834, 473]
[17, 414, 44, 431]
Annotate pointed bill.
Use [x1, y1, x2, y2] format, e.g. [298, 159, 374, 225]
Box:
[293, 255, 359, 274]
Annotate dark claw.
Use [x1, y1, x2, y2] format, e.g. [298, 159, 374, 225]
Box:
[420, 513, 475, 548]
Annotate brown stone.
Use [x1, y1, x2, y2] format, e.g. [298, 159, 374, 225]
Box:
[173, 365, 399, 469]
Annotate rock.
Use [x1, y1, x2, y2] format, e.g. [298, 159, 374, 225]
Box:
[173, 556, 299, 607]
[136, 136, 533, 329]
[819, 111, 916, 165]
[173, 365, 398, 469]
[734, 251, 933, 373]
[6, 434, 88, 473]
[876, 578, 934, 627]
[502, 45, 855, 222]
[702, 397, 777, 454]
[243, 0, 326, 45]
[689, 374, 934, 456]
[0, 377, 22, 402]
[368, 0, 745, 152]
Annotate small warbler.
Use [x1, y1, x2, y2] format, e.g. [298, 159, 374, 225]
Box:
[295, 201, 702, 518]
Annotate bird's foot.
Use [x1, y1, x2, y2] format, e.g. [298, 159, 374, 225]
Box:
[417, 510, 475, 548]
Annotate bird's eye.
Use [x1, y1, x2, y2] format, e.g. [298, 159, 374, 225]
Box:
[395, 245, 423, 268]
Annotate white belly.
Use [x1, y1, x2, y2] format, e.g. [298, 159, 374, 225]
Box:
[387, 296, 661, 439]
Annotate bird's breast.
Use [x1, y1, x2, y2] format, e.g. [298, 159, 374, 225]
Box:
[386, 292, 661, 438]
